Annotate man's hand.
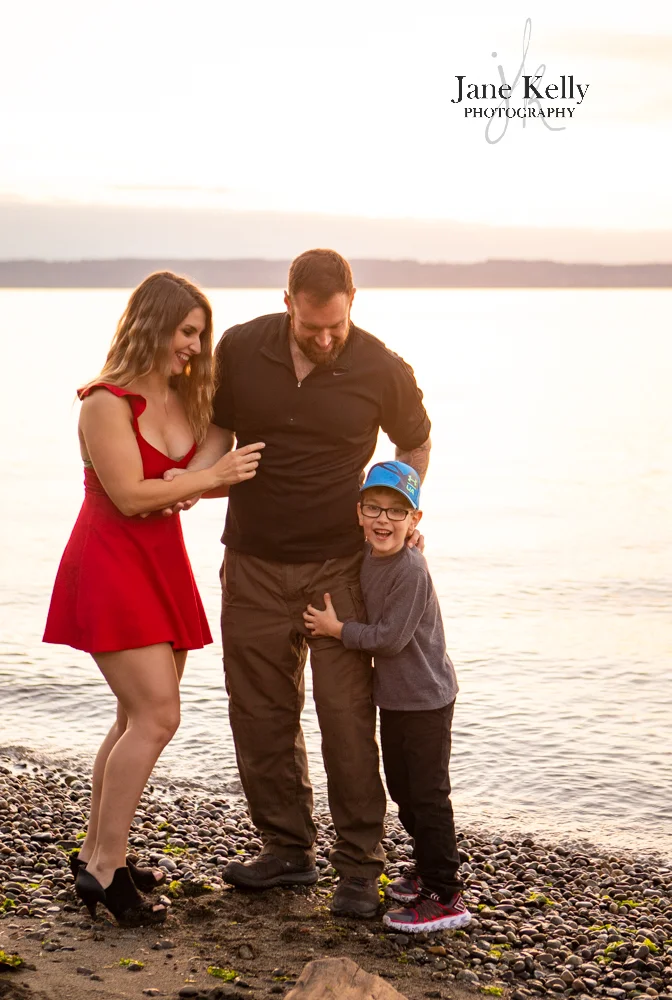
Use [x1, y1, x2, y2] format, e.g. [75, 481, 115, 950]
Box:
[407, 528, 425, 552]
[303, 593, 343, 639]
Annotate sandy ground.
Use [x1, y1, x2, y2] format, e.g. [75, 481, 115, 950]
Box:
[0, 882, 476, 1000]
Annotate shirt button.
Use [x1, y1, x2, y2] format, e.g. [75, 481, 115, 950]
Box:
[289, 417, 294, 423]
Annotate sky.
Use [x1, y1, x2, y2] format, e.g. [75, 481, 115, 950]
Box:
[1, 0, 671, 261]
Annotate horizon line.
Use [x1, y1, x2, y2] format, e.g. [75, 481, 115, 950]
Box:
[1, 256, 671, 267]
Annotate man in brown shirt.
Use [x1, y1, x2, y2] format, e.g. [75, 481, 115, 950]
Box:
[179, 249, 431, 916]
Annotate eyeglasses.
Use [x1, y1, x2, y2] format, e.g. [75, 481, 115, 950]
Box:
[361, 503, 411, 522]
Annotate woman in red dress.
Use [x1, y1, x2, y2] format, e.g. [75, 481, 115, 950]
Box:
[43, 272, 264, 925]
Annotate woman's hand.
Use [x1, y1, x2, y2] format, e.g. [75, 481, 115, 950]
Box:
[303, 593, 343, 639]
[212, 441, 265, 486]
[155, 469, 201, 517]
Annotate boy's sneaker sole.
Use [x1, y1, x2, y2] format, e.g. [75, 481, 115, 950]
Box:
[385, 886, 420, 903]
[382, 908, 472, 933]
[385, 879, 420, 903]
[385, 873, 422, 903]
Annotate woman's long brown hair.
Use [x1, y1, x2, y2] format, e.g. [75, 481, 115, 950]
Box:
[80, 271, 215, 443]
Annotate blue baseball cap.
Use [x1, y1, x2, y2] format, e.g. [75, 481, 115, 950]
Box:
[360, 460, 421, 509]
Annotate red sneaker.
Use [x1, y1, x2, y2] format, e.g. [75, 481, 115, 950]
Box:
[385, 871, 423, 903]
[383, 890, 471, 933]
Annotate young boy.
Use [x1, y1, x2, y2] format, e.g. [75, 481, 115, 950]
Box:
[304, 460, 471, 933]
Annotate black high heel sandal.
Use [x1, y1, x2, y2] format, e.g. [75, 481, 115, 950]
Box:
[75, 866, 167, 926]
[69, 851, 166, 893]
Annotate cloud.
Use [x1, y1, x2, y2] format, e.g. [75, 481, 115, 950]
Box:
[110, 184, 232, 194]
[541, 31, 672, 123]
[0, 200, 669, 264]
[588, 97, 672, 124]
[548, 31, 672, 64]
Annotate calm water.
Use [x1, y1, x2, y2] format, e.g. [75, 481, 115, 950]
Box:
[1, 288, 671, 858]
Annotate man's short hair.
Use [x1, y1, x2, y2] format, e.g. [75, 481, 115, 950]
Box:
[288, 249, 354, 303]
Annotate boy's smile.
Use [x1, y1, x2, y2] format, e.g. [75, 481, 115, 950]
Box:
[358, 486, 422, 558]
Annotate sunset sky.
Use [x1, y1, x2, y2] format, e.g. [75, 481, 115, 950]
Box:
[2, 0, 671, 260]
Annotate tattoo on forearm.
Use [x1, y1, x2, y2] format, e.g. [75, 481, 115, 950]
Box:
[395, 436, 431, 482]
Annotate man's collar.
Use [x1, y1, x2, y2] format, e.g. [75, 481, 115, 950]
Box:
[259, 313, 293, 369]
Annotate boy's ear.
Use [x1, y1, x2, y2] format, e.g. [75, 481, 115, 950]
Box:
[356, 501, 364, 527]
[407, 509, 423, 536]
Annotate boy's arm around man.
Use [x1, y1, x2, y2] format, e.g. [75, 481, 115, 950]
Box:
[340, 556, 430, 656]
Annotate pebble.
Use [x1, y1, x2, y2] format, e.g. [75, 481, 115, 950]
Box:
[457, 969, 480, 985]
[2, 758, 672, 1000]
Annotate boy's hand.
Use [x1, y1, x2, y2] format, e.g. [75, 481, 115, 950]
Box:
[304, 593, 343, 639]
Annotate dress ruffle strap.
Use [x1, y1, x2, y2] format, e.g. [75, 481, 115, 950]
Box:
[77, 382, 147, 428]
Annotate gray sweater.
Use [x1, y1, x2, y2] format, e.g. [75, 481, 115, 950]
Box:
[341, 545, 458, 711]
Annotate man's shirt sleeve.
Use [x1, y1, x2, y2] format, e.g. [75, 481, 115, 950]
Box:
[212, 326, 239, 430]
[380, 353, 431, 451]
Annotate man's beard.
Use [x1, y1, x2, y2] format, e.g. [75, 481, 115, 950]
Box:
[291, 328, 347, 366]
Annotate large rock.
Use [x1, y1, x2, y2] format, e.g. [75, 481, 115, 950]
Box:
[285, 957, 409, 999]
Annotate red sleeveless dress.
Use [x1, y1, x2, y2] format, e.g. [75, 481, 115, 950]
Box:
[43, 384, 213, 653]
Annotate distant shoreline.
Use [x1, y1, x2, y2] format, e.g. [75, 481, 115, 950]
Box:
[1, 258, 670, 288]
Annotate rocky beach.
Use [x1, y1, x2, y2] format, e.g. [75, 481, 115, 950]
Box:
[1, 755, 671, 1000]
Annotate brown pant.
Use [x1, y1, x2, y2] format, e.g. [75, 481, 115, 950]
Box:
[220, 547, 386, 877]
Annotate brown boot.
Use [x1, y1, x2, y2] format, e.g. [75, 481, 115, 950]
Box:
[222, 854, 318, 889]
[330, 876, 380, 918]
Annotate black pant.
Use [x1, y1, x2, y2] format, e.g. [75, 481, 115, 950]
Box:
[380, 700, 462, 898]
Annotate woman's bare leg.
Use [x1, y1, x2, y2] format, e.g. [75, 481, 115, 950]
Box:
[174, 650, 187, 682]
[78, 701, 128, 863]
[79, 650, 187, 866]
[84, 643, 182, 890]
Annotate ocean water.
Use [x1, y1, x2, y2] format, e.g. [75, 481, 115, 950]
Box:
[1, 287, 671, 858]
